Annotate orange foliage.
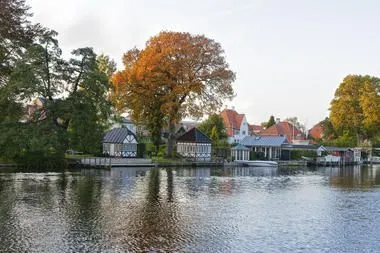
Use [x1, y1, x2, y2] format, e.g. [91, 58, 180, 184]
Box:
[111, 31, 235, 122]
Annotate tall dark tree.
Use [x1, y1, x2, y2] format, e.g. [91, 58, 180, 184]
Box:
[0, 0, 42, 86]
[64, 48, 112, 154]
[0, 31, 113, 163]
[0, 0, 43, 123]
[264, 115, 276, 129]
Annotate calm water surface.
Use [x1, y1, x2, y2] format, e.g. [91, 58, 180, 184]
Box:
[0, 165, 379, 253]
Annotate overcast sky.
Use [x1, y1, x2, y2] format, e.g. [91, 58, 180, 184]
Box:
[27, 0, 380, 128]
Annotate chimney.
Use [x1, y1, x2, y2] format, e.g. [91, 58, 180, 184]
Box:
[276, 118, 280, 124]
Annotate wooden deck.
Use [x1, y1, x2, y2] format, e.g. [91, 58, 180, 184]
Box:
[277, 160, 308, 167]
[79, 157, 155, 168]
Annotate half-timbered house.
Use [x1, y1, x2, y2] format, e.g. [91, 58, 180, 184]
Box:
[103, 127, 138, 157]
[176, 128, 212, 161]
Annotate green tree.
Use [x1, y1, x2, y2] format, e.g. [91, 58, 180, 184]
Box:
[96, 53, 117, 78]
[198, 114, 227, 141]
[0, 0, 43, 86]
[113, 31, 235, 156]
[0, 0, 46, 123]
[0, 30, 68, 164]
[264, 115, 276, 129]
[360, 80, 380, 141]
[1, 30, 112, 163]
[312, 117, 336, 144]
[210, 126, 219, 147]
[64, 48, 112, 154]
[330, 75, 380, 145]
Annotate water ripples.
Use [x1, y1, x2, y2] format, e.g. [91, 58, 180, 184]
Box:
[0, 165, 380, 252]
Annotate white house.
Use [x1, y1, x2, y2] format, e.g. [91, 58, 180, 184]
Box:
[240, 135, 288, 160]
[220, 107, 249, 144]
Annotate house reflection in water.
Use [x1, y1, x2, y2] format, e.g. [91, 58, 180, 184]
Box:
[326, 165, 380, 188]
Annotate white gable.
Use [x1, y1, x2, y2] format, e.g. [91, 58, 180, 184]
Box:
[123, 134, 138, 144]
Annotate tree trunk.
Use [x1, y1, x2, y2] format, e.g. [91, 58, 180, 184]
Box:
[167, 118, 176, 157]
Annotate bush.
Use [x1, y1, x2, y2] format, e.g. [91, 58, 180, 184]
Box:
[290, 150, 317, 160]
[16, 151, 67, 170]
[137, 143, 146, 158]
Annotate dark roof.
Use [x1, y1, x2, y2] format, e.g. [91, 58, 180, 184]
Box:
[281, 144, 321, 150]
[324, 146, 352, 152]
[241, 136, 288, 147]
[176, 127, 211, 143]
[103, 127, 137, 143]
[120, 117, 133, 124]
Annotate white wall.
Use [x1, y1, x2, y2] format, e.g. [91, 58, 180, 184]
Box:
[239, 116, 249, 140]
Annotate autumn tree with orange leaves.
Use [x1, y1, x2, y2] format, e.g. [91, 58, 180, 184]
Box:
[112, 31, 235, 156]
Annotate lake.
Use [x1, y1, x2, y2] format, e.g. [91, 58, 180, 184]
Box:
[0, 165, 379, 252]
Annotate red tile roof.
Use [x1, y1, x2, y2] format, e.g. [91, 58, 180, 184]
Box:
[220, 109, 245, 137]
[309, 122, 324, 140]
[248, 124, 264, 135]
[258, 121, 306, 141]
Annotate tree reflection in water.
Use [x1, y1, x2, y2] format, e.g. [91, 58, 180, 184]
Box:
[117, 168, 185, 252]
[327, 165, 380, 188]
[1, 165, 379, 252]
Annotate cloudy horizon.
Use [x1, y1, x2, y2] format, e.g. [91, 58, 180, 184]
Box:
[27, 0, 380, 128]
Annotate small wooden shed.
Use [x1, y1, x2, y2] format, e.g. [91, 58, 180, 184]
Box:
[176, 128, 212, 161]
[103, 127, 138, 157]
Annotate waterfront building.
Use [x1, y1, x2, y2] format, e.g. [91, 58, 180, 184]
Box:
[220, 107, 249, 144]
[231, 143, 250, 161]
[103, 127, 138, 157]
[176, 128, 212, 161]
[258, 118, 308, 144]
[241, 135, 288, 160]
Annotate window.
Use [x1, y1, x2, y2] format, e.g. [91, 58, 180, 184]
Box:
[123, 143, 135, 151]
[242, 131, 246, 135]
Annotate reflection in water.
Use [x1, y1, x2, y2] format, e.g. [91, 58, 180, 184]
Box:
[166, 168, 174, 202]
[176, 167, 279, 178]
[0, 165, 379, 252]
[326, 165, 380, 188]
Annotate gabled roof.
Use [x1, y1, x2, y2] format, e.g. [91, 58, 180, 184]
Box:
[258, 121, 305, 140]
[103, 127, 136, 143]
[176, 127, 211, 143]
[249, 124, 264, 134]
[241, 135, 288, 147]
[309, 121, 324, 140]
[220, 108, 245, 137]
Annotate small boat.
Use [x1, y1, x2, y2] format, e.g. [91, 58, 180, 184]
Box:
[235, 160, 278, 167]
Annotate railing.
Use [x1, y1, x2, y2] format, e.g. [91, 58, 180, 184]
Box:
[80, 157, 153, 168]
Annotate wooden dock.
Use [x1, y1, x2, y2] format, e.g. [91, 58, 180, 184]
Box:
[157, 161, 224, 167]
[79, 157, 155, 168]
[277, 160, 308, 167]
